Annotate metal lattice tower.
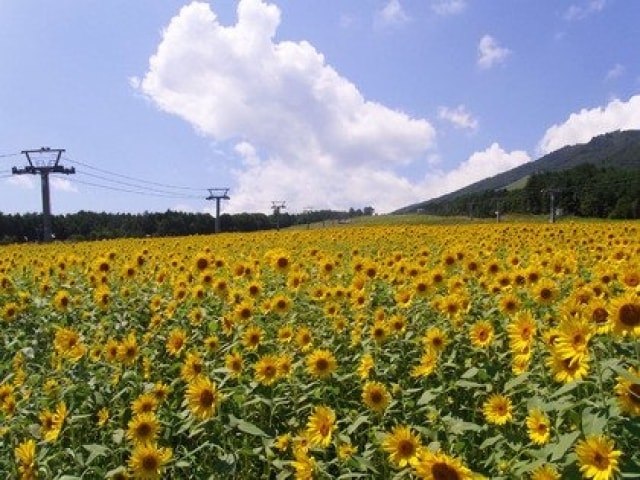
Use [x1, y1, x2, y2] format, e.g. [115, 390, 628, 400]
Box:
[206, 188, 230, 233]
[271, 201, 286, 231]
[12, 147, 75, 242]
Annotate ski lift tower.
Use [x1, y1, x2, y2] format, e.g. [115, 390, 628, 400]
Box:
[271, 201, 286, 231]
[12, 147, 75, 242]
[206, 188, 230, 234]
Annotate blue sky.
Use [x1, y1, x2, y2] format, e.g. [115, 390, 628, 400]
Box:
[1, 0, 639, 216]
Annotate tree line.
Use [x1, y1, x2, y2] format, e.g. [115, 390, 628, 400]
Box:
[0, 207, 375, 244]
[418, 164, 640, 220]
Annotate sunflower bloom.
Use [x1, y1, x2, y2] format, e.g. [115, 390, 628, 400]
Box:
[128, 443, 172, 480]
[610, 293, 640, 337]
[411, 349, 438, 378]
[382, 425, 421, 468]
[469, 320, 494, 348]
[40, 401, 67, 442]
[165, 328, 187, 357]
[614, 366, 640, 416]
[305, 405, 336, 448]
[357, 353, 375, 379]
[575, 435, 621, 480]
[305, 349, 337, 379]
[225, 351, 243, 377]
[185, 376, 220, 420]
[482, 394, 513, 426]
[529, 464, 561, 480]
[127, 412, 160, 445]
[291, 448, 316, 480]
[15, 439, 36, 480]
[413, 448, 472, 480]
[508, 310, 536, 353]
[362, 381, 391, 413]
[526, 408, 551, 445]
[254, 354, 280, 386]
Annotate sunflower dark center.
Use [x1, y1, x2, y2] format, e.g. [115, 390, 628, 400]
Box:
[432, 463, 461, 480]
[142, 454, 158, 470]
[200, 389, 215, 407]
[619, 303, 640, 327]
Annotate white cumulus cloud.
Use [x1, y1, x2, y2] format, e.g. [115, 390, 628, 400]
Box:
[431, 0, 466, 16]
[438, 105, 478, 130]
[375, 0, 410, 29]
[420, 143, 530, 197]
[538, 94, 640, 154]
[564, 0, 608, 21]
[138, 0, 435, 213]
[477, 35, 511, 70]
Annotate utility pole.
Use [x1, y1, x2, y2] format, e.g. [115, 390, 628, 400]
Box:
[12, 147, 75, 242]
[542, 188, 561, 223]
[303, 206, 314, 229]
[271, 201, 286, 231]
[206, 188, 230, 234]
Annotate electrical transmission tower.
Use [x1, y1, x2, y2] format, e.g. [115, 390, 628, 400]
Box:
[206, 188, 230, 234]
[12, 147, 75, 242]
[271, 201, 286, 231]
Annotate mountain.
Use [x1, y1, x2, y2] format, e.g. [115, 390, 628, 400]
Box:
[395, 129, 640, 214]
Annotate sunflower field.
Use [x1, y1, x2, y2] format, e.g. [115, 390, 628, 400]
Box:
[0, 222, 639, 479]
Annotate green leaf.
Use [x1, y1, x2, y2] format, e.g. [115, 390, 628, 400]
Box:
[417, 390, 438, 406]
[82, 444, 109, 465]
[581, 408, 607, 436]
[461, 367, 479, 379]
[346, 414, 369, 435]
[504, 372, 531, 392]
[550, 430, 581, 462]
[236, 418, 269, 437]
[549, 381, 579, 399]
[479, 434, 503, 450]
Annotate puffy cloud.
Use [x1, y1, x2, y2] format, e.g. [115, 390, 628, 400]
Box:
[564, 0, 608, 21]
[431, 0, 466, 16]
[138, 0, 435, 213]
[477, 35, 511, 70]
[51, 177, 78, 193]
[438, 105, 478, 130]
[6, 175, 35, 189]
[538, 95, 640, 154]
[375, 0, 410, 29]
[605, 63, 625, 81]
[420, 143, 530, 197]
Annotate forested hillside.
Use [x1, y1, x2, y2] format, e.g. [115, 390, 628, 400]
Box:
[397, 129, 640, 217]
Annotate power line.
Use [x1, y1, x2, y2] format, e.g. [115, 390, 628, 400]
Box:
[68, 177, 202, 199]
[75, 171, 202, 198]
[64, 156, 207, 192]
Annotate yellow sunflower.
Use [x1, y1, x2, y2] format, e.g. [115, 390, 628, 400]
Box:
[482, 394, 513, 426]
[242, 325, 263, 351]
[575, 435, 621, 480]
[362, 381, 391, 413]
[180, 351, 205, 383]
[305, 405, 336, 448]
[529, 464, 561, 480]
[610, 292, 640, 337]
[525, 408, 551, 445]
[165, 328, 187, 357]
[413, 448, 472, 480]
[469, 320, 494, 348]
[614, 366, 640, 416]
[305, 349, 337, 379]
[185, 376, 220, 420]
[126, 412, 160, 445]
[254, 354, 280, 386]
[15, 438, 36, 475]
[128, 443, 172, 480]
[382, 425, 421, 468]
[225, 351, 243, 377]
